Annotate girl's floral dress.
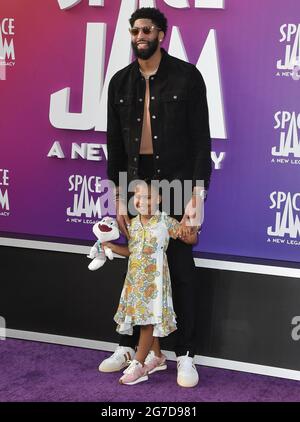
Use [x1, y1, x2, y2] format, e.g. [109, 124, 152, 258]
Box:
[114, 211, 180, 337]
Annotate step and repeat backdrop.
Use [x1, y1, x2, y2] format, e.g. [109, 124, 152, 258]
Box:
[1, 0, 300, 262]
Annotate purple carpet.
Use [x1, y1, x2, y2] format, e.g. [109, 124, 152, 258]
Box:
[0, 338, 300, 402]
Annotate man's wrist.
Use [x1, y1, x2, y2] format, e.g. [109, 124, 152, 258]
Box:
[192, 189, 207, 200]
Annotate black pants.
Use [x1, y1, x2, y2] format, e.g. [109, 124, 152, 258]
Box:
[119, 154, 197, 357]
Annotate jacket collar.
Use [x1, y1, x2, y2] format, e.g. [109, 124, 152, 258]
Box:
[132, 48, 169, 81]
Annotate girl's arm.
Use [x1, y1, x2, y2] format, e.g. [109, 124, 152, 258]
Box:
[102, 241, 130, 257]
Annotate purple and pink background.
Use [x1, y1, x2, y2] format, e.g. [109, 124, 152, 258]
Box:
[1, 0, 300, 263]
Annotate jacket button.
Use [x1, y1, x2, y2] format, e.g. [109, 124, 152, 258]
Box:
[120, 99, 124, 103]
[151, 96, 155, 100]
[137, 118, 141, 122]
[134, 157, 137, 162]
[173, 95, 177, 100]
[153, 135, 158, 140]
[156, 155, 159, 159]
[157, 169, 161, 173]
[150, 77, 154, 80]
[135, 138, 139, 142]
[152, 115, 156, 119]
[139, 98, 143, 102]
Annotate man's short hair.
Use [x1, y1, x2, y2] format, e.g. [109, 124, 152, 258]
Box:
[129, 7, 168, 35]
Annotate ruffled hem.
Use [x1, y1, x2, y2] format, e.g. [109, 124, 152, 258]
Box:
[114, 315, 177, 338]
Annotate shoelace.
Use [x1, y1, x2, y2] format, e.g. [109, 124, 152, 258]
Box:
[144, 351, 155, 365]
[177, 352, 195, 370]
[113, 346, 129, 360]
[178, 358, 194, 370]
[123, 360, 139, 374]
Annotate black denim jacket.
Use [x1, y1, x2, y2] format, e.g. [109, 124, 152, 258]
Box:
[106, 48, 212, 191]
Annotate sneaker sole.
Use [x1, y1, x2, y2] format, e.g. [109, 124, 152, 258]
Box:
[177, 378, 199, 388]
[98, 362, 129, 373]
[119, 375, 149, 385]
[148, 364, 167, 375]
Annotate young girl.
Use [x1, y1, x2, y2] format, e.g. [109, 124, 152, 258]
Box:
[102, 179, 198, 385]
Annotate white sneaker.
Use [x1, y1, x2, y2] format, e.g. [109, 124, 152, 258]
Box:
[177, 352, 199, 387]
[98, 346, 135, 373]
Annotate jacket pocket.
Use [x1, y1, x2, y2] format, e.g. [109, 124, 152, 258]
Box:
[114, 95, 133, 127]
[161, 91, 187, 102]
[160, 91, 187, 130]
[114, 95, 133, 105]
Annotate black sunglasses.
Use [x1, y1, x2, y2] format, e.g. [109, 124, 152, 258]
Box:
[129, 25, 161, 36]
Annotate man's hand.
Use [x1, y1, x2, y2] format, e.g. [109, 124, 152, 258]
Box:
[180, 192, 204, 233]
[116, 198, 131, 239]
[178, 223, 198, 239]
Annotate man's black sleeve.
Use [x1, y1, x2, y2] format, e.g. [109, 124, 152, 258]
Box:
[106, 77, 127, 187]
[188, 67, 212, 191]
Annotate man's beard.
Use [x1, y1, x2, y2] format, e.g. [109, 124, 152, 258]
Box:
[131, 37, 159, 60]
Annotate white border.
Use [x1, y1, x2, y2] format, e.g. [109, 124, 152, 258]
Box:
[0, 238, 90, 255]
[6, 329, 300, 381]
[1, 237, 300, 277]
[193, 258, 300, 278]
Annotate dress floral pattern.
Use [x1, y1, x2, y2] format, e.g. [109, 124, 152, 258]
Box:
[114, 211, 181, 337]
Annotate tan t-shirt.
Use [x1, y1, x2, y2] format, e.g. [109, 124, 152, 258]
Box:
[139, 79, 153, 154]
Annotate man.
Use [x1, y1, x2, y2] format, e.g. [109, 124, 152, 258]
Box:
[99, 7, 211, 388]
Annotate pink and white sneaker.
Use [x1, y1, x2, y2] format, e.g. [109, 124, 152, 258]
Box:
[144, 351, 167, 374]
[119, 360, 148, 385]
